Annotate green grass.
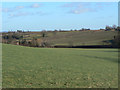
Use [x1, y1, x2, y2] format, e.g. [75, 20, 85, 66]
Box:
[2, 44, 118, 88]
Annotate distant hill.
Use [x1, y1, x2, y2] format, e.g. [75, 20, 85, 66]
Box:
[2, 30, 118, 47]
[44, 30, 118, 46]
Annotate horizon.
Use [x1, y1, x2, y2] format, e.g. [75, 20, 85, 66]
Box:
[2, 2, 118, 31]
[1, 26, 117, 32]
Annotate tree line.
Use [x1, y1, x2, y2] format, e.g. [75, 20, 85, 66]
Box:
[2, 25, 120, 48]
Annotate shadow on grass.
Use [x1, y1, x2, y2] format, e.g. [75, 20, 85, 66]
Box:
[80, 54, 118, 64]
[103, 51, 119, 52]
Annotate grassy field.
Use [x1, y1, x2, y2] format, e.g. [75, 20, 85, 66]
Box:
[2, 44, 118, 88]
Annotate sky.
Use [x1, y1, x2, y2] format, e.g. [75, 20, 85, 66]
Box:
[1, 2, 118, 31]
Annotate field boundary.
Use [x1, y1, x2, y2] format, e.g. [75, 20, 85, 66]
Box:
[53, 45, 119, 48]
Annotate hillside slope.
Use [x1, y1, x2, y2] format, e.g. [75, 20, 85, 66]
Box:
[2, 31, 118, 47]
[45, 31, 117, 46]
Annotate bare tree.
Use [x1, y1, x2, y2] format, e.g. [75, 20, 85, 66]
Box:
[112, 25, 117, 29]
[105, 25, 112, 31]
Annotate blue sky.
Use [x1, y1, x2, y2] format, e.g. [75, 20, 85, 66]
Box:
[2, 2, 118, 31]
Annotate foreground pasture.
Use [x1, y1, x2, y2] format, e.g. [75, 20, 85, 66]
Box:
[2, 44, 118, 88]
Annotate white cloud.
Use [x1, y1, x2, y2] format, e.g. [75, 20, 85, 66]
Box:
[2, 8, 14, 12]
[8, 11, 48, 18]
[62, 3, 78, 7]
[9, 12, 34, 17]
[2, 6, 25, 13]
[2, 3, 43, 13]
[69, 8, 89, 14]
[30, 3, 42, 8]
[15, 6, 24, 9]
[62, 2, 106, 14]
